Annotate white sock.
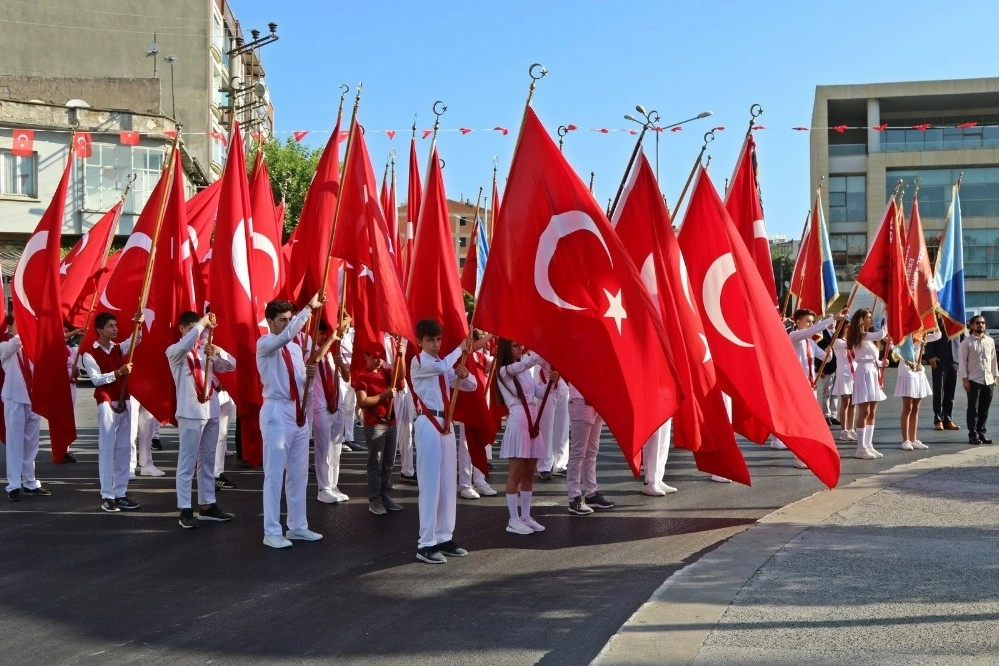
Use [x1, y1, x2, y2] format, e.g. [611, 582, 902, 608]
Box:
[506, 493, 519, 521]
[519, 491, 533, 520]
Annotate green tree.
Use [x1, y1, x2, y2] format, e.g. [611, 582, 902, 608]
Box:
[248, 137, 322, 239]
[771, 248, 796, 316]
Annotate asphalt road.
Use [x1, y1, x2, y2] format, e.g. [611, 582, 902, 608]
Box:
[0, 375, 976, 665]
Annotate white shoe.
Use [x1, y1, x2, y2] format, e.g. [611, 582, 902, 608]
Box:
[770, 439, 788, 450]
[846, 430, 858, 441]
[839, 430, 852, 441]
[225, 450, 236, 457]
[521, 516, 545, 532]
[641, 483, 666, 497]
[710, 475, 732, 483]
[140, 465, 166, 477]
[331, 487, 350, 502]
[911, 440, 929, 450]
[473, 483, 498, 496]
[854, 447, 877, 460]
[286, 528, 323, 541]
[263, 534, 293, 549]
[792, 457, 810, 469]
[868, 446, 884, 459]
[317, 489, 337, 504]
[901, 440, 914, 451]
[506, 518, 533, 535]
[658, 483, 678, 494]
[459, 486, 480, 500]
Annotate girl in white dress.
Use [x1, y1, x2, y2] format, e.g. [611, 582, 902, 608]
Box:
[495, 339, 550, 535]
[832, 322, 856, 441]
[894, 329, 941, 451]
[847, 309, 888, 459]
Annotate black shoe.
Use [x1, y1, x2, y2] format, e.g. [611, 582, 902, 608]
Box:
[824, 416, 832, 425]
[21, 486, 52, 496]
[348, 441, 367, 452]
[969, 436, 981, 445]
[101, 498, 120, 512]
[537, 471, 553, 481]
[198, 504, 233, 522]
[436, 540, 468, 557]
[552, 467, 567, 477]
[399, 472, 418, 485]
[416, 546, 447, 564]
[568, 496, 594, 515]
[179, 508, 199, 529]
[7, 488, 21, 502]
[151, 438, 163, 451]
[585, 492, 615, 510]
[979, 434, 994, 444]
[215, 474, 237, 490]
[62, 452, 78, 463]
[115, 496, 141, 511]
[382, 496, 404, 512]
[829, 416, 841, 426]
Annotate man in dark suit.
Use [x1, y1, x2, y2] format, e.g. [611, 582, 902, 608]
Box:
[924, 316, 962, 431]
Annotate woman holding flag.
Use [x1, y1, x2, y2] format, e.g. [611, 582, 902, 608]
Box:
[894, 329, 940, 451]
[847, 309, 889, 460]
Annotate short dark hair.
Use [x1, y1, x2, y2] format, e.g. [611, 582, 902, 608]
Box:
[793, 308, 816, 320]
[179, 311, 201, 327]
[95, 312, 117, 330]
[415, 318, 442, 339]
[264, 299, 296, 321]
[317, 320, 330, 332]
[970, 315, 986, 325]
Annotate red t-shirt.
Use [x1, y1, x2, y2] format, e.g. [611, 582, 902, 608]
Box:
[352, 367, 397, 426]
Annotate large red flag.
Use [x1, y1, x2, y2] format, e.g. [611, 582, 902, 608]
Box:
[904, 197, 938, 331]
[12, 153, 77, 461]
[60, 202, 121, 327]
[613, 154, 749, 485]
[68, 251, 121, 330]
[406, 143, 468, 351]
[677, 166, 840, 489]
[403, 137, 422, 287]
[790, 196, 824, 314]
[725, 134, 778, 306]
[128, 150, 197, 423]
[459, 215, 480, 298]
[208, 122, 265, 466]
[855, 200, 921, 342]
[476, 107, 680, 474]
[249, 152, 284, 313]
[187, 178, 222, 263]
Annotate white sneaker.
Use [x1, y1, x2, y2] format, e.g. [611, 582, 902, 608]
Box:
[710, 475, 732, 483]
[521, 516, 545, 532]
[911, 440, 929, 450]
[263, 534, 292, 549]
[868, 446, 884, 459]
[770, 439, 788, 450]
[641, 483, 666, 497]
[854, 447, 877, 460]
[317, 489, 337, 504]
[658, 483, 678, 494]
[839, 430, 852, 441]
[459, 486, 480, 500]
[900, 440, 914, 451]
[331, 487, 350, 502]
[506, 518, 533, 535]
[792, 457, 810, 469]
[286, 528, 323, 542]
[846, 430, 858, 441]
[140, 465, 166, 477]
[473, 483, 498, 496]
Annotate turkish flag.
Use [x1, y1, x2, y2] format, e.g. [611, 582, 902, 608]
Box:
[406, 143, 468, 352]
[279, 222, 303, 301]
[60, 202, 122, 327]
[790, 198, 823, 314]
[291, 117, 342, 325]
[453, 348, 497, 477]
[249, 152, 284, 313]
[476, 106, 680, 474]
[208, 121, 265, 466]
[725, 135, 778, 306]
[459, 216, 479, 297]
[12, 153, 77, 461]
[677, 166, 840, 489]
[292, 131, 309, 142]
[403, 137, 422, 287]
[855, 199, 921, 342]
[73, 132, 93, 158]
[119, 131, 140, 146]
[128, 150, 197, 423]
[613, 154, 749, 485]
[904, 197, 938, 331]
[11, 129, 34, 156]
[67, 251, 120, 330]
[379, 157, 402, 280]
[185, 178, 223, 309]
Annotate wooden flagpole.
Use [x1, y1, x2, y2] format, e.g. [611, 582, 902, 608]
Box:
[670, 129, 716, 222]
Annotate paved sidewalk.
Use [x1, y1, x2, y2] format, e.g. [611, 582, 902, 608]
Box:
[596, 445, 999, 665]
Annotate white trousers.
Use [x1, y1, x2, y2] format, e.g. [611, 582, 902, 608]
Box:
[643, 419, 672, 486]
[176, 416, 219, 509]
[129, 399, 156, 471]
[312, 407, 345, 492]
[261, 399, 310, 537]
[567, 398, 602, 498]
[339, 380, 357, 441]
[395, 391, 416, 476]
[457, 423, 487, 489]
[415, 415, 457, 549]
[5, 401, 41, 492]
[98, 401, 132, 499]
[819, 374, 838, 418]
[214, 394, 236, 476]
[538, 387, 569, 472]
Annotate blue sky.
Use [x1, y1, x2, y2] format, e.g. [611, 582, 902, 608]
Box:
[234, 0, 998, 239]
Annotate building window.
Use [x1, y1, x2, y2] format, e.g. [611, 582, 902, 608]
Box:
[458, 258, 465, 269]
[0, 149, 37, 197]
[828, 175, 865, 223]
[829, 233, 867, 281]
[881, 118, 999, 152]
[458, 216, 468, 227]
[83, 143, 164, 215]
[458, 236, 468, 248]
[964, 228, 999, 280]
[889, 167, 999, 219]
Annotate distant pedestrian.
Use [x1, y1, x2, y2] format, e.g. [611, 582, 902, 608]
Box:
[847, 308, 888, 459]
[925, 314, 962, 432]
[959, 315, 997, 445]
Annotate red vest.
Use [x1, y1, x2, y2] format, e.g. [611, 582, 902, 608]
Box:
[89, 343, 128, 404]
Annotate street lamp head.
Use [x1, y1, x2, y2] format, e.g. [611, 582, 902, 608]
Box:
[635, 104, 646, 116]
[696, 111, 713, 119]
[164, 55, 176, 64]
[250, 29, 260, 40]
[146, 43, 159, 57]
[623, 114, 638, 123]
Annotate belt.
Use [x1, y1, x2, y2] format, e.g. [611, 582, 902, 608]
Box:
[422, 408, 446, 418]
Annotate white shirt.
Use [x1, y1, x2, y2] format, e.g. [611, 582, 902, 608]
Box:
[256, 307, 312, 402]
[959, 334, 998, 386]
[166, 323, 236, 419]
[851, 328, 887, 364]
[0, 335, 32, 405]
[497, 352, 546, 410]
[409, 346, 477, 413]
[789, 316, 834, 380]
[311, 350, 342, 411]
[80, 337, 135, 387]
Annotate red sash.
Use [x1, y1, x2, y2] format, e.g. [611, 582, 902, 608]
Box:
[410, 355, 451, 435]
[502, 367, 543, 438]
[318, 356, 339, 413]
[16, 350, 32, 399]
[281, 346, 304, 426]
[187, 351, 213, 403]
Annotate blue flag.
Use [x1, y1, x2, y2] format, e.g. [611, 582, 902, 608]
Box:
[474, 214, 489, 297]
[932, 186, 966, 338]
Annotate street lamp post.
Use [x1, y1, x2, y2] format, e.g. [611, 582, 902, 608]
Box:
[163, 55, 177, 119]
[225, 22, 278, 132]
